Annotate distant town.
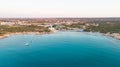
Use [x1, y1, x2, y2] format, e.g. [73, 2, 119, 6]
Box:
[0, 18, 120, 39]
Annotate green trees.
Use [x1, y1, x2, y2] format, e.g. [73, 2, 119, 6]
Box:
[84, 23, 120, 33]
[0, 25, 50, 35]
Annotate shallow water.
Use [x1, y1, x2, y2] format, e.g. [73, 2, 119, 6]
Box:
[0, 32, 120, 67]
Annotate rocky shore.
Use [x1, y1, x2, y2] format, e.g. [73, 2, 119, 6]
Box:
[0, 34, 10, 39]
[105, 33, 120, 40]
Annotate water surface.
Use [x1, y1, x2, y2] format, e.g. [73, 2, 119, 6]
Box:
[0, 32, 120, 67]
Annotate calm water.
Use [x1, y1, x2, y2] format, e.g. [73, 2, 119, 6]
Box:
[0, 32, 120, 67]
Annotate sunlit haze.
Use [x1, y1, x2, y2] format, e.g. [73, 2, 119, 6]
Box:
[0, 0, 120, 18]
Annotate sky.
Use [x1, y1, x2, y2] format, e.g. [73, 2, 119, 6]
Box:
[0, 0, 120, 18]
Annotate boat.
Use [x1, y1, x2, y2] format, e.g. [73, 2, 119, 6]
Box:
[25, 43, 29, 46]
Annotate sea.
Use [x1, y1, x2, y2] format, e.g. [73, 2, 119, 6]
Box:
[0, 32, 120, 67]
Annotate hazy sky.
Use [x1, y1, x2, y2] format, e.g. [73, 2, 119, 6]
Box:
[0, 0, 120, 18]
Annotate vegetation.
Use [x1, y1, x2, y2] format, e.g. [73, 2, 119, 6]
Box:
[0, 25, 50, 35]
[1, 18, 120, 39]
[84, 22, 120, 33]
[53, 23, 85, 30]
[53, 22, 120, 34]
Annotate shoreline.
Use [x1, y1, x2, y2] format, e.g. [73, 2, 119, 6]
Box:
[0, 31, 120, 40]
[85, 32, 120, 40]
[0, 32, 53, 39]
[104, 33, 120, 40]
[84, 32, 120, 40]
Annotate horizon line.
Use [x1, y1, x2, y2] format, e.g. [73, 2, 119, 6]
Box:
[0, 17, 120, 19]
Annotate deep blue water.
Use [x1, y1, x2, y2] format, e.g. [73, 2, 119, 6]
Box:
[0, 32, 120, 67]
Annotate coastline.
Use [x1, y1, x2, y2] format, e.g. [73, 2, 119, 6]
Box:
[0, 32, 53, 39]
[0, 31, 120, 40]
[0, 34, 10, 39]
[86, 32, 120, 40]
[104, 33, 120, 40]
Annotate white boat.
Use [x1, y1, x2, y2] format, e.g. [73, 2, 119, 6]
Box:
[25, 43, 29, 46]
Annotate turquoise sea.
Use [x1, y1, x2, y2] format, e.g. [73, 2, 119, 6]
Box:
[0, 32, 120, 67]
